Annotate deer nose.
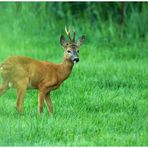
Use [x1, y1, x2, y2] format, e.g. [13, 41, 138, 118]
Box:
[73, 58, 79, 63]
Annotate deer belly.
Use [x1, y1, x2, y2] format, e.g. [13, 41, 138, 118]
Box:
[28, 81, 39, 89]
[51, 83, 61, 90]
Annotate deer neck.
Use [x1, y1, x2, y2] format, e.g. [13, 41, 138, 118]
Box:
[58, 57, 74, 82]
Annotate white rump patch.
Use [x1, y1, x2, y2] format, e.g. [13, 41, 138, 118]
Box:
[0, 67, 3, 71]
[8, 82, 13, 88]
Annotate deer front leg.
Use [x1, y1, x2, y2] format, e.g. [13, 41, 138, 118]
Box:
[38, 91, 46, 115]
[45, 93, 53, 113]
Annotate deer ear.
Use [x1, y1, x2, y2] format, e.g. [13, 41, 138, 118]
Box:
[77, 35, 85, 46]
[60, 35, 67, 47]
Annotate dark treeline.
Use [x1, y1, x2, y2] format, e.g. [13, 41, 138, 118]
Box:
[0, 2, 146, 22]
[0, 2, 148, 41]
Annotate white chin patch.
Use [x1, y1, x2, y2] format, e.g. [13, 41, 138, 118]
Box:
[73, 61, 77, 64]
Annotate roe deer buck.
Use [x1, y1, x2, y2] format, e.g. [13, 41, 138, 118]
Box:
[0, 27, 85, 115]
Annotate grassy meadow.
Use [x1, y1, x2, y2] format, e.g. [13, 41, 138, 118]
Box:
[0, 2, 148, 146]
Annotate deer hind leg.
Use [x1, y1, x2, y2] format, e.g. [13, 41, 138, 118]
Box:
[0, 82, 9, 96]
[15, 78, 28, 113]
[45, 93, 53, 113]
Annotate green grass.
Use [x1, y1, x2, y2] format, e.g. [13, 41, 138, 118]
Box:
[0, 3, 148, 146]
[0, 34, 148, 146]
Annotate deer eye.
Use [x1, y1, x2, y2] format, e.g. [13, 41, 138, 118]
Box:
[67, 50, 71, 53]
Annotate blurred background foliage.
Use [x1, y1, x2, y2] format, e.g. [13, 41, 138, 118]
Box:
[0, 2, 147, 45]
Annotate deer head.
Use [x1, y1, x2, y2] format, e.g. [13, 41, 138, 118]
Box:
[60, 27, 85, 64]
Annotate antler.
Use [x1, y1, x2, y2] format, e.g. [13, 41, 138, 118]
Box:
[65, 26, 72, 41]
[73, 31, 76, 42]
[71, 27, 76, 42]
